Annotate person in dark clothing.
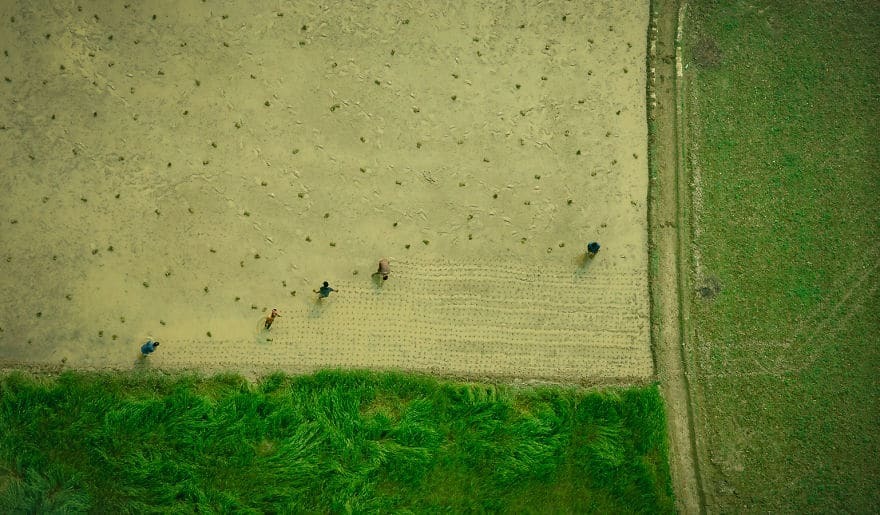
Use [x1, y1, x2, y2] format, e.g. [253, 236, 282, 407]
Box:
[314, 281, 336, 299]
[140, 340, 160, 356]
[586, 241, 601, 258]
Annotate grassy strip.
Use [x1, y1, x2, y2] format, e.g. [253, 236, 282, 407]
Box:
[0, 370, 674, 513]
[685, 1, 879, 511]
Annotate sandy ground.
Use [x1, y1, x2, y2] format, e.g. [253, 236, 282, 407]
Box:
[0, 0, 650, 383]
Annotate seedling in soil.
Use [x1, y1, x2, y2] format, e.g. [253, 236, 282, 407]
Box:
[323, 212, 330, 218]
[120, 316, 125, 323]
[567, 199, 573, 205]
[142, 281, 149, 288]
[98, 330, 103, 337]
[91, 249, 99, 255]
[576, 150, 581, 155]
[240, 260, 245, 267]
[254, 253, 260, 259]
[65, 294, 72, 300]
[534, 174, 541, 179]
[203, 286, 209, 293]
[36, 312, 42, 318]
[292, 148, 300, 154]
[305, 236, 311, 242]
[329, 242, 336, 247]
[112, 334, 118, 340]
[422, 239, 430, 245]
[235, 296, 240, 301]
[159, 320, 166, 326]
[206, 331, 212, 337]
[243, 211, 250, 217]
[459, 182, 465, 187]
[493, 193, 498, 199]
[290, 291, 296, 296]
[298, 192, 305, 198]
[251, 304, 258, 310]
[209, 248, 216, 253]
[155, 209, 161, 216]
[559, 242, 565, 248]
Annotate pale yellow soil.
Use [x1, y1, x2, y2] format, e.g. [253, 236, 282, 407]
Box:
[0, 0, 650, 383]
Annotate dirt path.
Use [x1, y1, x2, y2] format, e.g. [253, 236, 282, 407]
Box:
[647, 1, 705, 513]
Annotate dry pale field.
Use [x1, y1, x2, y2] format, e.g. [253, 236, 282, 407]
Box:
[0, 0, 650, 383]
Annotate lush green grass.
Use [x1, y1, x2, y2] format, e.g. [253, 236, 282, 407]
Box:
[0, 370, 673, 513]
[685, 1, 879, 512]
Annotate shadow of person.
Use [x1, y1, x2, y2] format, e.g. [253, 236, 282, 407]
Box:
[308, 297, 328, 318]
[371, 272, 386, 289]
[573, 252, 595, 277]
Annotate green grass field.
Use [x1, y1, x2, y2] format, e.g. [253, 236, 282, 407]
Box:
[0, 370, 674, 513]
[685, 1, 879, 511]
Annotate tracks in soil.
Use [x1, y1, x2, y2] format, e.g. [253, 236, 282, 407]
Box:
[648, 1, 705, 513]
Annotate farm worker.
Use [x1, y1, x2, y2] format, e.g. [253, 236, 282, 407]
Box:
[264, 308, 280, 330]
[140, 339, 160, 356]
[314, 281, 336, 299]
[586, 241, 601, 257]
[373, 259, 391, 281]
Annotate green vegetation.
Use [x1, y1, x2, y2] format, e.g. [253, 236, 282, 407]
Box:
[685, 1, 879, 511]
[0, 370, 673, 513]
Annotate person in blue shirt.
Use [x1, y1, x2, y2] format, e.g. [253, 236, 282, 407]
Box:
[586, 241, 600, 258]
[140, 339, 160, 356]
[314, 281, 336, 299]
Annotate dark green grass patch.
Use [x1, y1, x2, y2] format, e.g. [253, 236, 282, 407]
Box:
[0, 370, 674, 513]
[686, 1, 879, 512]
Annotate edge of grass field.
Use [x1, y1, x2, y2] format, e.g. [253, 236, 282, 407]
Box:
[646, 0, 707, 512]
